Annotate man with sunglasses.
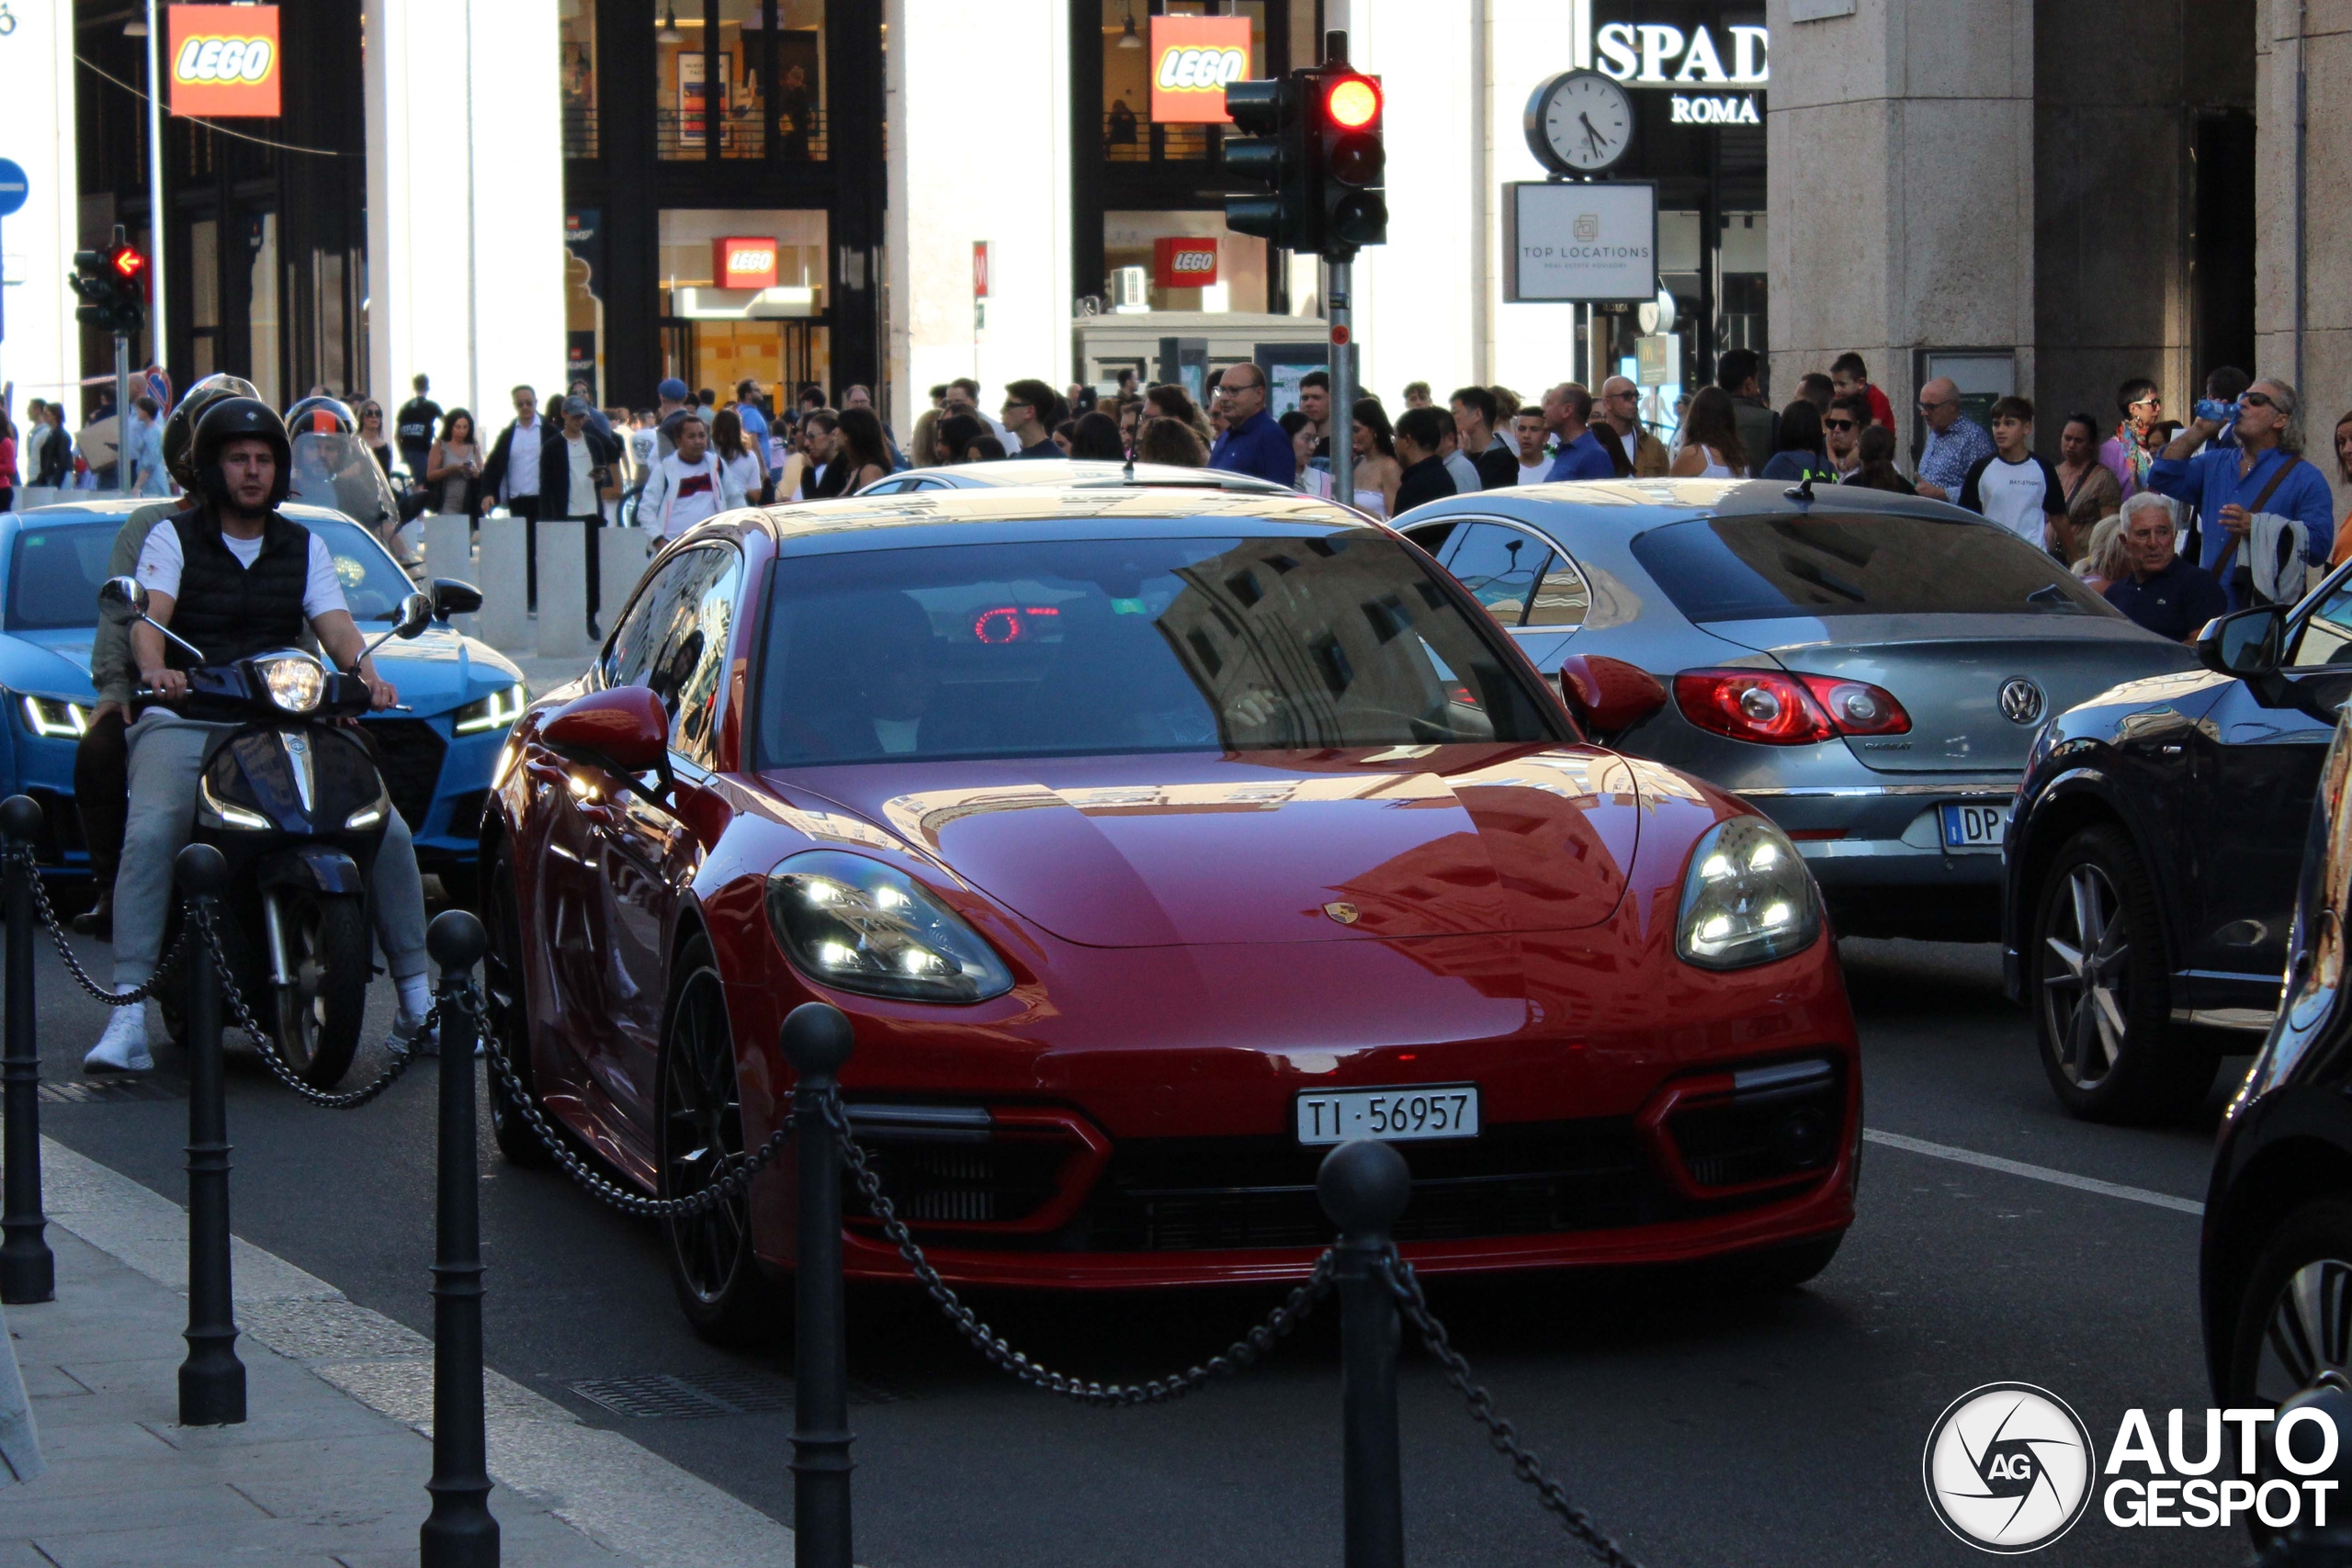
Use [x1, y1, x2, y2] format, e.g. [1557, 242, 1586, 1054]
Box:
[2150, 377, 2335, 608]
[2100, 378, 2162, 497]
[1595, 377, 1668, 477]
[1822, 393, 1870, 479]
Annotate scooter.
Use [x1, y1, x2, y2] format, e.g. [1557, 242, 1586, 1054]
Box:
[98, 575, 440, 1086]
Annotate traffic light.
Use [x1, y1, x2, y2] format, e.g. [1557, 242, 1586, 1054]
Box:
[70, 232, 148, 336]
[1313, 65, 1385, 257]
[1223, 73, 1318, 256]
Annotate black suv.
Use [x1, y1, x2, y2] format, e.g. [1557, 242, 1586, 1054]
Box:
[2004, 578, 2352, 1121]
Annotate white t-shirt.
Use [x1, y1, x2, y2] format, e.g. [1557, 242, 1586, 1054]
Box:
[718, 451, 763, 503]
[1961, 453, 2065, 548]
[638, 452, 733, 542]
[1514, 458, 1552, 485]
[564, 435, 598, 518]
[135, 522, 349, 620]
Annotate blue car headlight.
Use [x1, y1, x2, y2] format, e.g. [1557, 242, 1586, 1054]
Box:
[1677, 817, 1822, 969]
[454, 682, 526, 736]
[18, 695, 90, 739]
[765, 851, 1015, 1003]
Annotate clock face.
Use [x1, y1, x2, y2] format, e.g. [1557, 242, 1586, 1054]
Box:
[1530, 70, 1634, 175]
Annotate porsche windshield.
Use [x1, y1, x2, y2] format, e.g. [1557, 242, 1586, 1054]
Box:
[753, 534, 1556, 765]
[1627, 513, 2120, 622]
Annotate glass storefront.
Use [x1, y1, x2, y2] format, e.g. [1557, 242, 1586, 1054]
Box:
[657, 208, 831, 399]
[561, 0, 599, 156]
[1097, 0, 1266, 164]
[1102, 209, 1268, 314]
[656, 0, 828, 162]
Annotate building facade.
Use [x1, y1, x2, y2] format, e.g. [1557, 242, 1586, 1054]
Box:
[14, 0, 2314, 504]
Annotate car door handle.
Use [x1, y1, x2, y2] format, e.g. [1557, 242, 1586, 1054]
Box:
[2161, 743, 2183, 756]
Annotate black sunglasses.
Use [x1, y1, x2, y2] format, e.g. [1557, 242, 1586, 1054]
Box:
[1823, 418, 1857, 431]
[2241, 391, 2276, 410]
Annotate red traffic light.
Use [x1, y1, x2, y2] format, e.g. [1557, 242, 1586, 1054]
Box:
[1325, 76, 1379, 129]
[107, 244, 151, 298]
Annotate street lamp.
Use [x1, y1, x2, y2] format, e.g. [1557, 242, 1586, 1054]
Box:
[1117, 1, 1141, 49]
[656, 5, 684, 43]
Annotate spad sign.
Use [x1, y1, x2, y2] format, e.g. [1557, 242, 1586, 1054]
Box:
[167, 4, 280, 117]
[1596, 18, 1766, 129]
[1149, 14, 1250, 125]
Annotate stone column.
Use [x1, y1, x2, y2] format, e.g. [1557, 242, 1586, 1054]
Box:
[2256, 0, 2351, 516]
[1766, 0, 2035, 462]
[0, 0, 80, 414]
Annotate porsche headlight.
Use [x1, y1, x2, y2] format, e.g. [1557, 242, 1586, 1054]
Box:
[256, 654, 325, 715]
[765, 850, 1015, 1003]
[1677, 817, 1822, 969]
[455, 683, 527, 736]
[18, 696, 89, 739]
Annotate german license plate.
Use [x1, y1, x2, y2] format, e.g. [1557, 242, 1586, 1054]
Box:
[1939, 802, 2010, 852]
[1295, 1085, 1479, 1146]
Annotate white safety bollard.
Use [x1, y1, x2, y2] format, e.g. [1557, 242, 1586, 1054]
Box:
[536, 522, 591, 659]
[597, 527, 652, 634]
[422, 516, 476, 635]
[472, 516, 529, 652]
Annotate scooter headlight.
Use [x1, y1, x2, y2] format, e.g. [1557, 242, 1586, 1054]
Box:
[256, 654, 325, 715]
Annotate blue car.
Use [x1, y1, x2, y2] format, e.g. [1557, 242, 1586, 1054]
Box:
[6, 499, 526, 897]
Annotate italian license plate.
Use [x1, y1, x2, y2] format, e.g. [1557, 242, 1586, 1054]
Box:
[1295, 1085, 1480, 1146]
[1939, 802, 2010, 852]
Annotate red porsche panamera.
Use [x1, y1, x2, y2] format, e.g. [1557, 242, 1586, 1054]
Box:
[480, 487, 1861, 1336]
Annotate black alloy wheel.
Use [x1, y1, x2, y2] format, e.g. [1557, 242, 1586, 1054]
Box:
[483, 842, 552, 1168]
[2031, 825, 2214, 1122]
[657, 936, 779, 1344]
[271, 889, 368, 1088]
[2226, 1196, 2352, 1545]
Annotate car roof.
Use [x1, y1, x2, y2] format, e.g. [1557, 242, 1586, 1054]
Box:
[883, 459, 1293, 494]
[733, 486, 1374, 556]
[1394, 476, 1972, 529]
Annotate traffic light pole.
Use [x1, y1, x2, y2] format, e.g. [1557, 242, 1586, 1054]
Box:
[1328, 258, 1353, 508]
[115, 335, 132, 490]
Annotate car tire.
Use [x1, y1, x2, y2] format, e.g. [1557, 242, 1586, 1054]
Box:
[482, 842, 552, 1168]
[271, 891, 368, 1088]
[2227, 1196, 2352, 1411]
[657, 935, 781, 1346]
[2030, 825, 2216, 1123]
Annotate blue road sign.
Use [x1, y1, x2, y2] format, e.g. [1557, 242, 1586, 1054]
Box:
[0, 161, 25, 219]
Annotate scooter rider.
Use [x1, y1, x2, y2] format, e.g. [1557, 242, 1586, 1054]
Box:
[85, 398, 435, 1073]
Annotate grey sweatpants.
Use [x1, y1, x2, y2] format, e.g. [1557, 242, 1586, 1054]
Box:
[111, 709, 428, 989]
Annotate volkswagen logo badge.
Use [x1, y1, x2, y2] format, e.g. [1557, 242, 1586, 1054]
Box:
[1998, 677, 2045, 726]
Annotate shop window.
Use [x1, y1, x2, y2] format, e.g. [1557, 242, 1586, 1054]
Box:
[560, 0, 599, 156]
[1100, 0, 1265, 165]
[1102, 210, 1267, 314]
[657, 209, 831, 403]
[658, 0, 827, 162]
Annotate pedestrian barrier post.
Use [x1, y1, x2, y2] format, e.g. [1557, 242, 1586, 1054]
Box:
[424, 515, 478, 635]
[785, 1001, 856, 1568]
[175, 842, 245, 1426]
[472, 516, 529, 652]
[1318, 1139, 1410, 1568]
[0, 795, 53, 1305]
[534, 521, 590, 659]
[421, 908, 500, 1568]
[595, 527, 650, 638]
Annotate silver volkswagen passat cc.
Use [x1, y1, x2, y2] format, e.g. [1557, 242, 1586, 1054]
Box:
[1394, 479, 2200, 940]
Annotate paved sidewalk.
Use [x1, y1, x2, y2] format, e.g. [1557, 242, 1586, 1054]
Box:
[3, 1135, 801, 1568]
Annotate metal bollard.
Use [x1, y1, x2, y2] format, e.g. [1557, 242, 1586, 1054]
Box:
[784, 1001, 856, 1568]
[0, 795, 52, 1305]
[421, 908, 500, 1568]
[1318, 1139, 1412, 1568]
[175, 842, 244, 1426]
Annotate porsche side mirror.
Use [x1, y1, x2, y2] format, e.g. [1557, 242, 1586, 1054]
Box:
[2198, 604, 2287, 680]
[98, 574, 149, 625]
[1558, 654, 1668, 739]
[543, 684, 672, 779]
[431, 578, 484, 618]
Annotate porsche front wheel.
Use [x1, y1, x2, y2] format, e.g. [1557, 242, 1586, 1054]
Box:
[657, 937, 780, 1345]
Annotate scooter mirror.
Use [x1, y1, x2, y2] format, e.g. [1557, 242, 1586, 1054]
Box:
[393, 592, 434, 639]
[98, 575, 150, 625]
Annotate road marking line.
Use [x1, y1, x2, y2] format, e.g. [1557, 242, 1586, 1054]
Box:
[1864, 1128, 2204, 1215]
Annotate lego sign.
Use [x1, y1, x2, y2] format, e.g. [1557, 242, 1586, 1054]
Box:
[168, 5, 281, 118]
[1153, 237, 1219, 289]
[713, 236, 778, 289]
[1149, 15, 1251, 125]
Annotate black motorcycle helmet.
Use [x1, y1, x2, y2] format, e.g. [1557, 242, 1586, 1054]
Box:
[284, 396, 357, 438]
[162, 373, 262, 492]
[192, 397, 294, 510]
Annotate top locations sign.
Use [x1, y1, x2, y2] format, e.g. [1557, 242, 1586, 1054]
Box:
[1504, 181, 1657, 303]
[168, 4, 281, 118]
[1594, 18, 1767, 127]
[1149, 14, 1251, 125]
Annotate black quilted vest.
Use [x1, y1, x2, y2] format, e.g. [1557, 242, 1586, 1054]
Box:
[164, 507, 312, 670]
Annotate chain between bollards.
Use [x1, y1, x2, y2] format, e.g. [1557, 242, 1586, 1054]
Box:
[785, 1001, 856, 1568]
[0, 795, 52, 1305]
[421, 908, 499, 1568]
[175, 842, 244, 1427]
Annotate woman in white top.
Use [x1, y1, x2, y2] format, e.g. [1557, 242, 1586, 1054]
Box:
[1350, 400, 1402, 519]
[1669, 386, 1750, 479]
[710, 410, 766, 504]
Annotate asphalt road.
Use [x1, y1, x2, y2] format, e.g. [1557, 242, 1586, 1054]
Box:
[24, 926, 2243, 1567]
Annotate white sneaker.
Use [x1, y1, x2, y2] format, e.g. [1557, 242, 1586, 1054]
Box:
[389, 1011, 445, 1057]
[85, 1005, 153, 1074]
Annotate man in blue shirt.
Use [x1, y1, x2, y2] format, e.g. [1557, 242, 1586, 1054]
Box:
[731, 378, 773, 493]
[2146, 376, 2334, 607]
[1913, 378, 1994, 502]
[1205, 364, 1295, 488]
[1542, 383, 1616, 481]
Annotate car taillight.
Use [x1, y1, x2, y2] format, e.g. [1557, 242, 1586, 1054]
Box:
[1673, 670, 1910, 746]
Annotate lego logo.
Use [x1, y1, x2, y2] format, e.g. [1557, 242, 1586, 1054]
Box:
[727, 248, 775, 273]
[1157, 47, 1247, 92]
[175, 36, 275, 85]
[1170, 250, 1216, 274]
